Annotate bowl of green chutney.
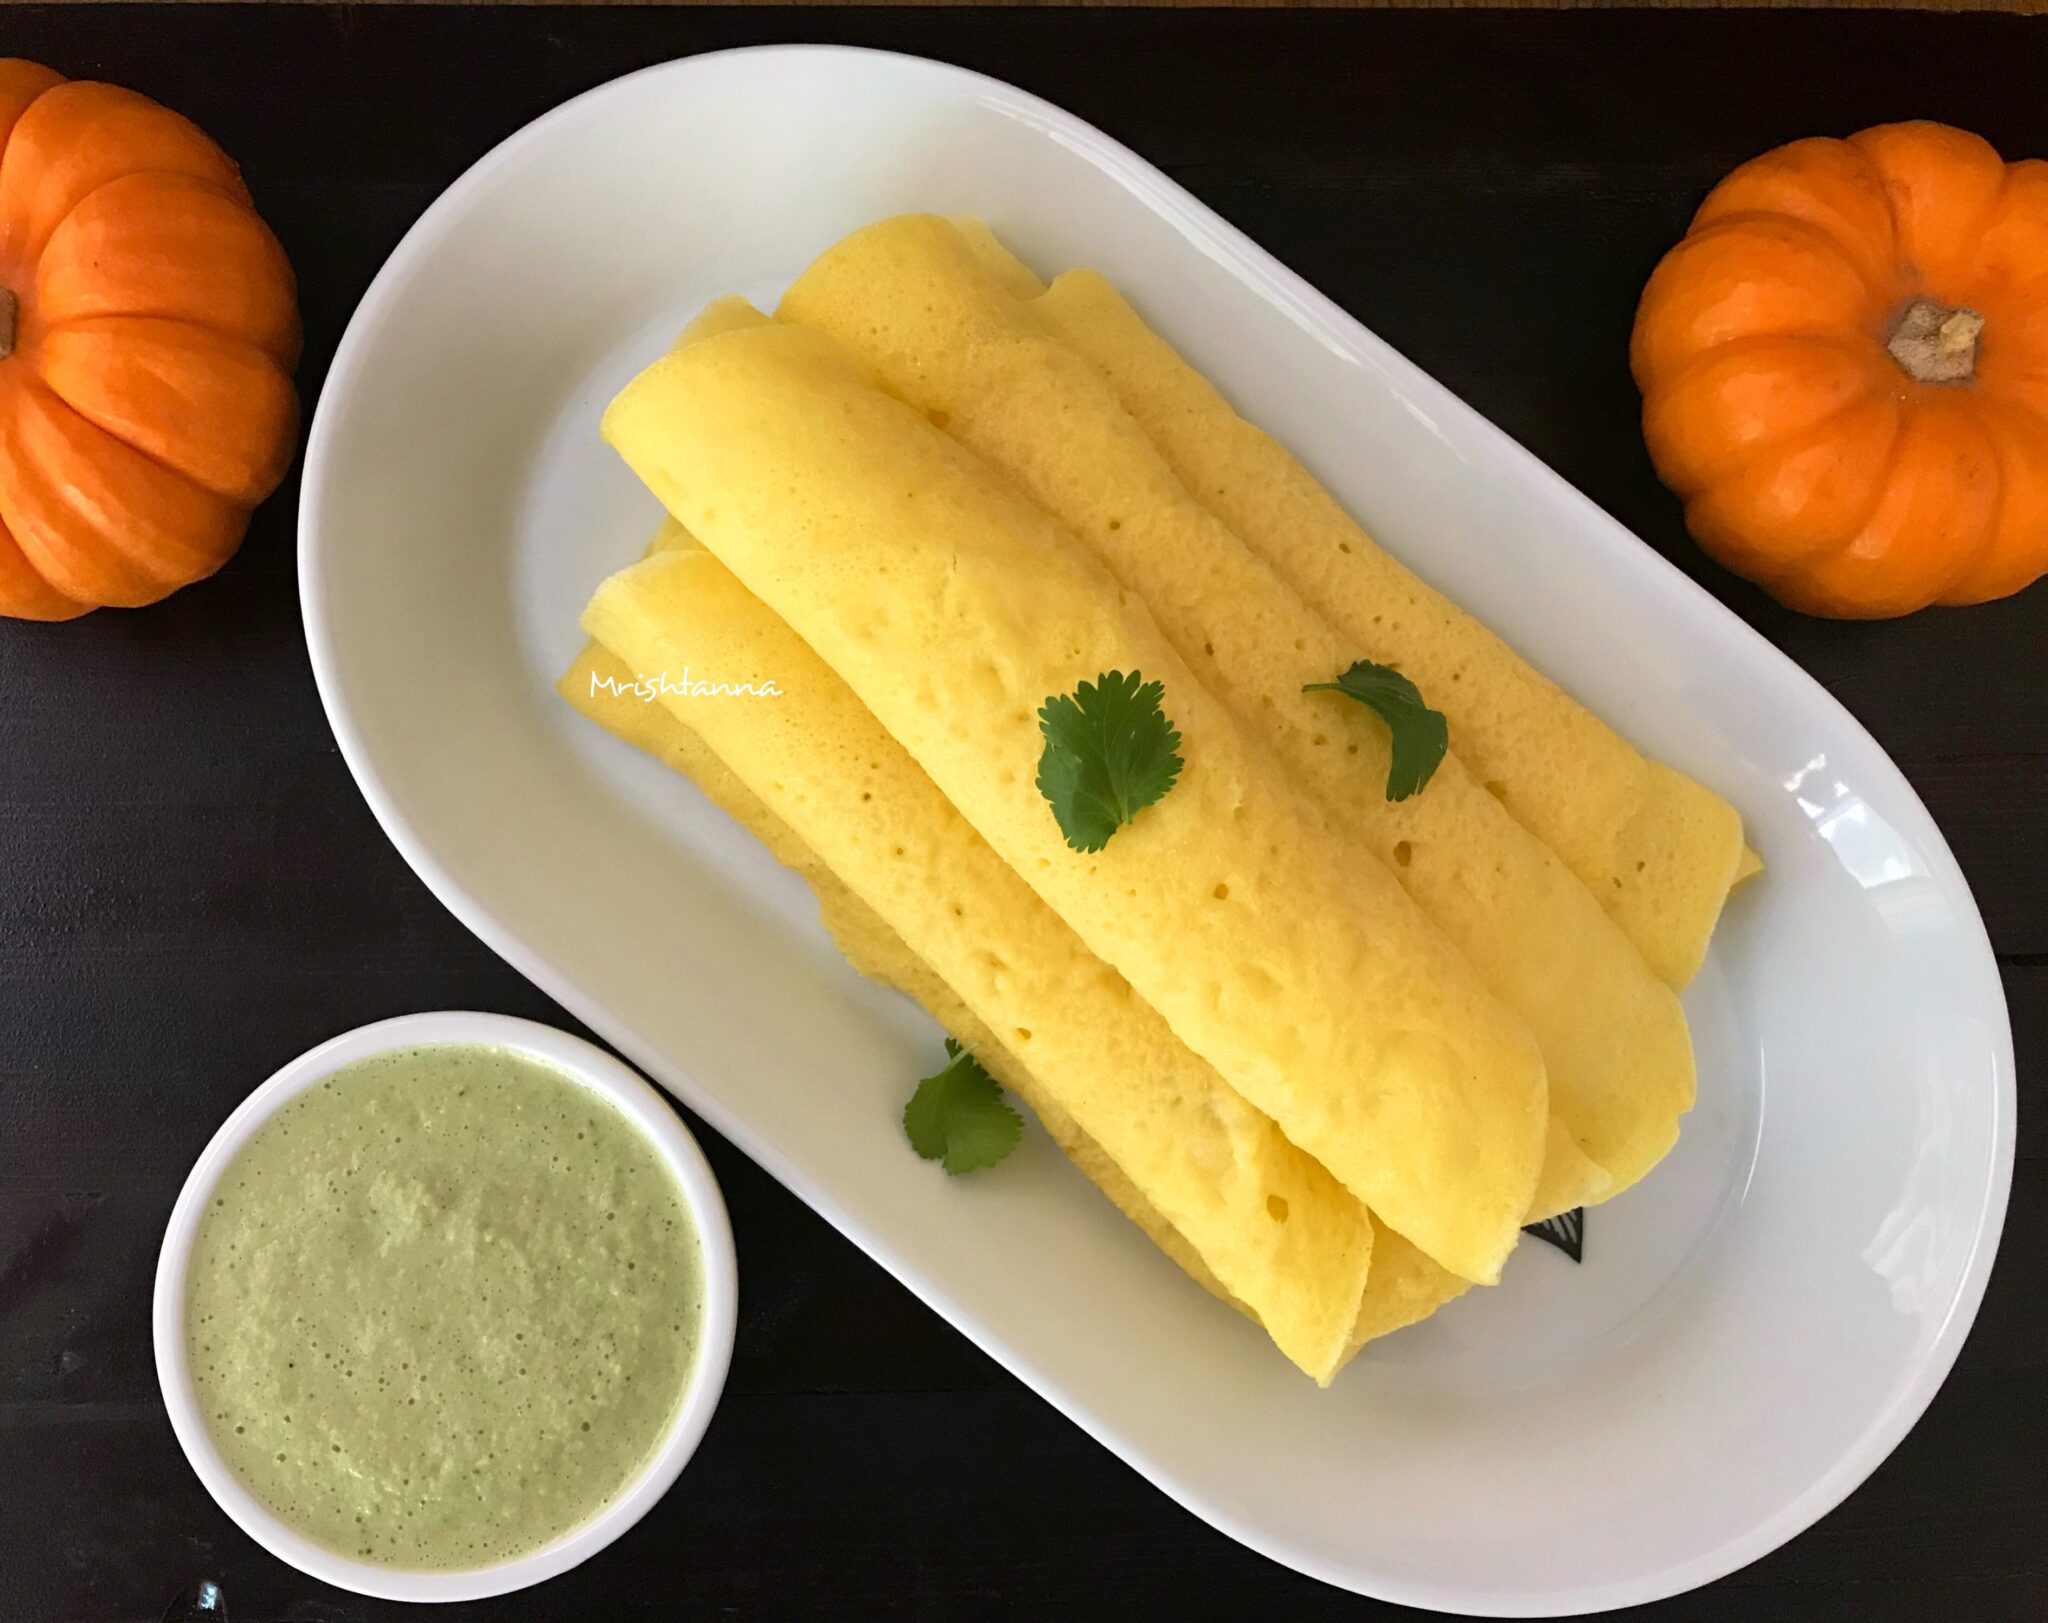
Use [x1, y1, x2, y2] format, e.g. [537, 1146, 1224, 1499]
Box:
[153, 1012, 738, 1602]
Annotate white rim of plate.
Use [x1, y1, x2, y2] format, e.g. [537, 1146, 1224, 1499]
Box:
[152, 1011, 740, 1603]
[294, 45, 2016, 1614]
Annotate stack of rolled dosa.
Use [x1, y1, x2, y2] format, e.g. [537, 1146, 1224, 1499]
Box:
[562, 217, 1755, 1384]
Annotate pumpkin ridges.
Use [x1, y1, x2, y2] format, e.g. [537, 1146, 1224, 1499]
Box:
[1636, 120, 2048, 616]
[0, 449, 167, 607]
[1689, 136, 1897, 296]
[0, 60, 64, 156]
[0, 59, 297, 621]
[0, 82, 246, 265]
[1963, 285, 2048, 369]
[1970, 160, 2048, 305]
[0, 506, 90, 620]
[1849, 122, 2008, 304]
[1782, 392, 2003, 617]
[1965, 264, 2048, 392]
[1631, 212, 1883, 384]
[1681, 395, 1903, 584]
[38, 315, 296, 503]
[34, 171, 300, 368]
[1943, 394, 2048, 604]
[1641, 332, 1892, 493]
[0, 377, 241, 606]
[1972, 296, 2048, 394]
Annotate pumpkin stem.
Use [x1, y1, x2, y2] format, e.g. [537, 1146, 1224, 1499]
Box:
[1886, 297, 1983, 385]
[0, 287, 14, 361]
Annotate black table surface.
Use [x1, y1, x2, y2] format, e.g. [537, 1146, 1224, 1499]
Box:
[2, 6, 2043, 1621]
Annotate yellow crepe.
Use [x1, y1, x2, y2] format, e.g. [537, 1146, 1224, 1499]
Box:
[562, 646, 1239, 1310]
[942, 222, 1765, 945]
[573, 336, 1463, 1355]
[673, 292, 777, 345]
[1347, 1231, 1470, 1352]
[777, 217, 1688, 1202]
[561, 516, 1235, 1312]
[583, 545, 1383, 1379]
[947, 216, 1046, 300]
[1020, 264, 1745, 988]
[602, 319, 1547, 1284]
[602, 314, 1469, 1337]
[562, 557, 1462, 1361]
[942, 220, 1761, 942]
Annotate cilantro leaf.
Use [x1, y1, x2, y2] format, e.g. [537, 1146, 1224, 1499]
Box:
[1302, 660, 1448, 801]
[903, 1039, 1022, 1175]
[1036, 671, 1184, 852]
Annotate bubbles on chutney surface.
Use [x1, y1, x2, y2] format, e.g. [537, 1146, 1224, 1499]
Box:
[184, 1043, 703, 1570]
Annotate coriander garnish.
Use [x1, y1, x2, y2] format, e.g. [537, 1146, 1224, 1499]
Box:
[1035, 670, 1184, 852]
[903, 1040, 1022, 1175]
[1303, 659, 1448, 801]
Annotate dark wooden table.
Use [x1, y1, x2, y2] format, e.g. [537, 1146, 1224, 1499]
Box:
[1, 7, 2042, 1621]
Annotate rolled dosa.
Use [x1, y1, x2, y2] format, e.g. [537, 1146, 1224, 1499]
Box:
[942, 224, 1762, 943]
[1023, 264, 1746, 988]
[563, 650, 1237, 1314]
[602, 320, 1547, 1283]
[562, 534, 1465, 1361]
[582, 544, 1382, 1378]
[778, 218, 1690, 1202]
[562, 516, 1245, 1313]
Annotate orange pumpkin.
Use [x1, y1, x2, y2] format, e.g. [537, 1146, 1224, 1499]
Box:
[0, 59, 299, 622]
[1632, 121, 2048, 618]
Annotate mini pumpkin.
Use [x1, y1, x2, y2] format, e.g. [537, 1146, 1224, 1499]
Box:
[1632, 121, 2048, 618]
[0, 59, 299, 621]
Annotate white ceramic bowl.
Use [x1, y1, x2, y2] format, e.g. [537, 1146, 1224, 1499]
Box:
[296, 47, 2014, 1614]
[153, 1012, 738, 1603]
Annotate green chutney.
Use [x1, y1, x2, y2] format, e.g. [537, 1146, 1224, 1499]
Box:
[186, 1043, 702, 1570]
